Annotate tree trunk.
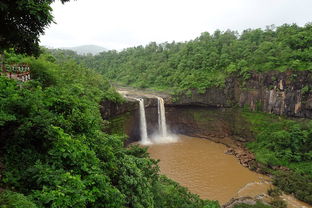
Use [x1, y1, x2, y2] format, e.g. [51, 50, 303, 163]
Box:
[0, 51, 4, 72]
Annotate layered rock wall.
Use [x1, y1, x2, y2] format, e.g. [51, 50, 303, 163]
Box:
[174, 71, 312, 119]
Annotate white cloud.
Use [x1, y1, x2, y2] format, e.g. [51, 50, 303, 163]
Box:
[40, 0, 312, 50]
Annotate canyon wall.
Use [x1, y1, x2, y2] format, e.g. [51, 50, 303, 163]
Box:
[102, 105, 253, 144]
[174, 71, 312, 119]
[100, 71, 312, 142]
[102, 71, 312, 120]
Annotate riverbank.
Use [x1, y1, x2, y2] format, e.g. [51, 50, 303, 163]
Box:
[108, 87, 312, 207]
[192, 128, 312, 208]
[195, 134, 264, 173]
[146, 135, 312, 208]
[146, 135, 269, 204]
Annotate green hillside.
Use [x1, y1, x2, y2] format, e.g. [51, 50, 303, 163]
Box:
[76, 23, 312, 94]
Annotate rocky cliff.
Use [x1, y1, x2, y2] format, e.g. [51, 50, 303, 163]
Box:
[103, 71, 312, 119]
[174, 71, 312, 119]
[100, 70, 312, 142]
[100, 96, 157, 119]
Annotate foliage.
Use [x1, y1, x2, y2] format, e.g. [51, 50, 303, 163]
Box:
[301, 85, 310, 94]
[0, 0, 70, 56]
[2, 49, 26, 64]
[244, 112, 312, 171]
[0, 190, 37, 208]
[243, 111, 312, 205]
[269, 198, 287, 208]
[267, 188, 282, 198]
[0, 50, 218, 207]
[58, 23, 312, 94]
[153, 176, 219, 208]
[273, 171, 312, 204]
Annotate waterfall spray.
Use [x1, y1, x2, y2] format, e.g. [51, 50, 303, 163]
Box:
[133, 96, 178, 145]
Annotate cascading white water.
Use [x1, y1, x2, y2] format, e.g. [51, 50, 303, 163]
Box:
[157, 97, 168, 137]
[133, 96, 177, 145]
[151, 96, 178, 143]
[136, 98, 150, 144]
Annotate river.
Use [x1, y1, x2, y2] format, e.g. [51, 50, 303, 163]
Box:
[147, 135, 311, 208]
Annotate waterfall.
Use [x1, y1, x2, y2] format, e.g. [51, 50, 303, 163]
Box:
[153, 96, 178, 143]
[157, 97, 168, 137]
[133, 96, 177, 145]
[136, 98, 150, 144]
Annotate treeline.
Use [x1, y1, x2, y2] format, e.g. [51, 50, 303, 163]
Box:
[0, 50, 219, 208]
[54, 23, 312, 94]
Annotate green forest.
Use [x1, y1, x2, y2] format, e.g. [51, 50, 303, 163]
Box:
[52, 23, 312, 94]
[1, 0, 312, 207]
[0, 51, 219, 208]
[47, 23, 312, 207]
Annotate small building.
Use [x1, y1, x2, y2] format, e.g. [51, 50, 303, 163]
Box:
[1, 63, 31, 82]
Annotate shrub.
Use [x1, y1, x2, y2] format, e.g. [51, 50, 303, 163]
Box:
[0, 191, 37, 208]
[269, 198, 287, 208]
[267, 187, 282, 197]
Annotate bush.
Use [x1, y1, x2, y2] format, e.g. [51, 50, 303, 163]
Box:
[0, 191, 37, 208]
[269, 198, 287, 208]
[0, 51, 216, 207]
[267, 187, 282, 197]
[244, 111, 312, 205]
[153, 176, 220, 208]
[273, 171, 312, 204]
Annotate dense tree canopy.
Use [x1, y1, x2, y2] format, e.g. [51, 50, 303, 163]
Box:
[64, 23, 312, 94]
[0, 50, 220, 208]
[0, 0, 70, 56]
[46, 24, 312, 206]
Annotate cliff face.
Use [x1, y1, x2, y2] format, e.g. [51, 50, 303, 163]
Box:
[100, 97, 158, 144]
[235, 71, 312, 118]
[104, 106, 253, 144]
[165, 107, 252, 140]
[102, 70, 312, 120]
[100, 96, 157, 119]
[100, 71, 312, 142]
[174, 71, 312, 119]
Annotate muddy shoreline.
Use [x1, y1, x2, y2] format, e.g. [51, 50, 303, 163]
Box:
[188, 134, 311, 208]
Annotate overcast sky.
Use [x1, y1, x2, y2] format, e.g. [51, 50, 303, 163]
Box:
[40, 0, 312, 50]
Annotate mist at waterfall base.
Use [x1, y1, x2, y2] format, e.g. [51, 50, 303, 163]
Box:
[137, 97, 179, 145]
[149, 131, 179, 144]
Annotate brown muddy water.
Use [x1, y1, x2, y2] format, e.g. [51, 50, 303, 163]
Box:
[147, 135, 312, 208]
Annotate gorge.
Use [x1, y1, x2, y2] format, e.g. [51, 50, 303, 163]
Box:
[2, 3, 312, 207]
[102, 70, 312, 207]
[103, 70, 312, 142]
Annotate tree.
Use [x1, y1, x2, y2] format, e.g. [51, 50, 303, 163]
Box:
[0, 0, 70, 56]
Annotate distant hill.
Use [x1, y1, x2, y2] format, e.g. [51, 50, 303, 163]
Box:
[62, 45, 107, 55]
